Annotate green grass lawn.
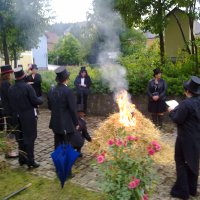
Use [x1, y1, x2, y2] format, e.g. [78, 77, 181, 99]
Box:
[0, 169, 105, 200]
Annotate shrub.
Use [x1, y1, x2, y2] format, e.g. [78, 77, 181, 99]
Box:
[96, 128, 158, 200]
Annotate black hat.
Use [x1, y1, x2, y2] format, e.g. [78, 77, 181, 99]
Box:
[31, 64, 38, 70]
[153, 68, 162, 76]
[1, 65, 13, 74]
[55, 66, 70, 83]
[13, 67, 26, 80]
[183, 76, 200, 95]
[18, 64, 23, 68]
[80, 66, 86, 72]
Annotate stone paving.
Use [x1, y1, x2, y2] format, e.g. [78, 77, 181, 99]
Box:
[6, 109, 105, 191]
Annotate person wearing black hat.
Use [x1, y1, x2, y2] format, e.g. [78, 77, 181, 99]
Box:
[26, 64, 42, 97]
[168, 76, 200, 200]
[74, 66, 92, 113]
[8, 67, 43, 168]
[48, 66, 79, 149]
[147, 68, 167, 128]
[0, 65, 18, 158]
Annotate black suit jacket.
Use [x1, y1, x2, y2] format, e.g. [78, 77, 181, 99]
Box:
[8, 80, 43, 143]
[26, 73, 42, 97]
[48, 84, 78, 134]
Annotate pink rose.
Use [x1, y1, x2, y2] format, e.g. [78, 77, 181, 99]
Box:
[116, 139, 123, 146]
[127, 135, 138, 141]
[141, 194, 148, 200]
[108, 139, 114, 146]
[151, 141, 161, 151]
[128, 181, 137, 189]
[124, 140, 127, 147]
[97, 155, 105, 164]
[148, 147, 155, 156]
[134, 179, 140, 185]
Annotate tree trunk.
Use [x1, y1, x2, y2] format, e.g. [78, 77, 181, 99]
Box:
[2, 30, 10, 65]
[13, 49, 17, 68]
[159, 31, 165, 66]
[171, 12, 191, 54]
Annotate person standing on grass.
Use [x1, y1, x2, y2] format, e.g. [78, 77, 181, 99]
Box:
[8, 67, 43, 168]
[48, 66, 79, 149]
[0, 65, 18, 158]
[74, 67, 92, 114]
[168, 76, 200, 200]
[147, 68, 167, 128]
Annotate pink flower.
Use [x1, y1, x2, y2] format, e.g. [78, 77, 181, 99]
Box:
[127, 135, 138, 141]
[141, 194, 148, 200]
[116, 139, 123, 147]
[128, 181, 137, 189]
[124, 140, 127, 147]
[151, 141, 161, 151]
[128, 179, 140, 189]
[108, 139, 114, 146]
[148, 147, 155, 156]
[97, 155, 105, 164]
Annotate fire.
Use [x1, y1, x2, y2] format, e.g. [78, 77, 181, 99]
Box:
[116, 90, 136, 127]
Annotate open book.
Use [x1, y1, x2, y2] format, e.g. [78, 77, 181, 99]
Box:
[166, 100, 179, 109]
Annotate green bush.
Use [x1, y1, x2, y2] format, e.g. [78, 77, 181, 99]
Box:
[40, 66, 109, 94]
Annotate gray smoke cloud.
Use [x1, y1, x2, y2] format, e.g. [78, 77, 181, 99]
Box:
[95, 0, 128, 94]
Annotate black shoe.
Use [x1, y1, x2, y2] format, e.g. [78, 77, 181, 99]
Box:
[28, 162, 40, 169]
[170, 190, 189, 200]
[83, 133, 92, 142]
[79, 153, 83, 157]
[19, 161, 27, 166]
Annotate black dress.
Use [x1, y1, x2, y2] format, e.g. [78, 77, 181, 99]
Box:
[169, 96, 200, 199]
[147, 78, 167, 113]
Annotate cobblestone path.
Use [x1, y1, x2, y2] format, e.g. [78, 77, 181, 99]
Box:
[6, 109, 105, 191]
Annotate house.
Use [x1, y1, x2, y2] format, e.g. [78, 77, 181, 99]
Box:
[0, 35, 48, 70]
[144, 31, 158, 48]
[165, 8, 200, 60]
[45, 32, 59, 51]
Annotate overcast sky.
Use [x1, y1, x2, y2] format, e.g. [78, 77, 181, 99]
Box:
[50, 0, 93, 23]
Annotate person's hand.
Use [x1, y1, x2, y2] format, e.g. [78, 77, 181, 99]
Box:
[76, 125, 80, 130]
[152, 96, 159, 101]
[167, 107, 173, 112]
[27, 82, 34, 85]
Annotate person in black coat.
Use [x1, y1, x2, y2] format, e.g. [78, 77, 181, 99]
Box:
[48, 66, 79, 149]
[0, 65, 18, 158]
[168, 76, 200, 200]
[147, 68, 167, 128]
[26, 64, 42, 97]
[8, 67, 43, 168]
[74, 67, 92, 113]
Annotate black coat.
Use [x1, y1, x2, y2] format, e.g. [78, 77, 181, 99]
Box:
[74, 76, 92, 95]
[26, 73, 42, 97]
[48, 84, 78, 134]
[8, 80, 43, 143]
[169, 96, 200, 174]
[147, 78, 167, 113]
[0, 80, 12, 116]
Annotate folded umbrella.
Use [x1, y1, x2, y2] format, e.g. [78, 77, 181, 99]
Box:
[51, 144, 80, 188]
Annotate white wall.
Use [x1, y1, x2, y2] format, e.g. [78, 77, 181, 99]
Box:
[32, 35, 48, 69]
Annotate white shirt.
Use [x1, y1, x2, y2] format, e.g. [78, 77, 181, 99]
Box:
[81, 78, 85, 86]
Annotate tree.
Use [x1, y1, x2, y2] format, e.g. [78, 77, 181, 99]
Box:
[0, 0, 51, 66]
[48, 33, 82, 65]
[114, 0, 175, 65]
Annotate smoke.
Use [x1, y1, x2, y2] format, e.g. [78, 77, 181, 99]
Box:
[94, 0, 128, 94]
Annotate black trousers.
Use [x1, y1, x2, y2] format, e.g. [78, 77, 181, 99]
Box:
[54, 132, 73, 150]
[171, 138, 198, 198]
[77, 93, 88, 112]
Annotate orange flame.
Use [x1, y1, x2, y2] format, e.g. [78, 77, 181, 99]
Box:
[116, 90, 136, 127]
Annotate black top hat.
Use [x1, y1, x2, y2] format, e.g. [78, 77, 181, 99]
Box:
[153, 68, 162, 76]
[31, 64, 38, 70]
[55, 66, 70, 83]
[1, 65, 13, 74]
[13, 67, 26, 80]
[17, 64, 23, 68]
[183, 76, 200, 95]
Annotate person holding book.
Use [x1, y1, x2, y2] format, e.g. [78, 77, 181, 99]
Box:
[168, 76, 200, 200]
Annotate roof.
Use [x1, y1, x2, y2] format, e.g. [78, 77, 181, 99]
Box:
[45, 32, 59, 44]
[144, 31, 158, 39]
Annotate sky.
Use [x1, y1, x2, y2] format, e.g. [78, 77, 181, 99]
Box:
[50, 0, 93, 23]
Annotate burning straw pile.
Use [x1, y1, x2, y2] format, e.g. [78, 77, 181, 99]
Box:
[87, 90, 173, 165]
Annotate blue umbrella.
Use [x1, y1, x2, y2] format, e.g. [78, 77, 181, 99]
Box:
[51, 144, 80, 188]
